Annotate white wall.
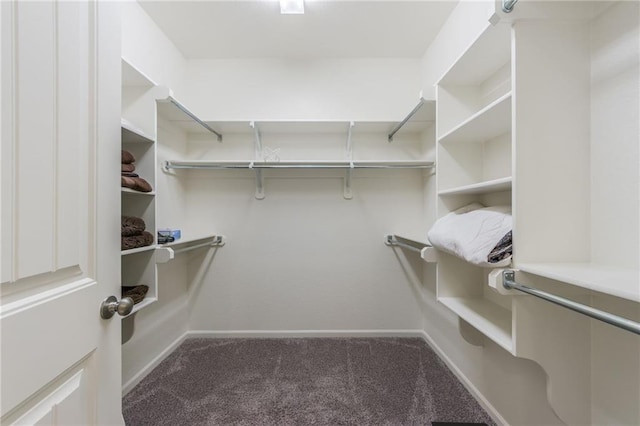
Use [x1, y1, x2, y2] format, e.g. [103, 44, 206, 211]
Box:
[184, 58, 422, 121]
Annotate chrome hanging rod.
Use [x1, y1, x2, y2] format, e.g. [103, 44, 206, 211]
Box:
[167, 96, 223, 141]
[164, 161, 435, 170]
[502, 0, 519, 13]
[171, 237, 225, 255]
[388, 97, 425, 142]
[385, 234, 431, 254]
[503, 270, 640, 336]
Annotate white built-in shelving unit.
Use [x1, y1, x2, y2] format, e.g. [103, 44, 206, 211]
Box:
[435, 21, 515, 353]
[121, 61, 159, 316]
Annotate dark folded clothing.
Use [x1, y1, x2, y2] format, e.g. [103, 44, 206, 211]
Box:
[121, 176, 153, 192]
[121, 231, 154, 251]
[122, 285, 149, 305]
[122, 216, 146, 237]
[488, 231, 512, 263]
[122, 163, 136, 173]
[121, 172, 139, 178]
[122, 150, 136, 164]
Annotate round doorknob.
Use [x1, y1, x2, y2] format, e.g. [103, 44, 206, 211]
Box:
[100, 295, 135, 319]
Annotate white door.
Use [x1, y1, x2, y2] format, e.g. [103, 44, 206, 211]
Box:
[1, 1, 123, 424]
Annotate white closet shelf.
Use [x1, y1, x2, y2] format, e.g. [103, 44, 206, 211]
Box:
[126, 297, 157, 317]
[121, 119, 154, 144]
[121, 245, 157, 256]
[438, 23, 511, 86]
[518, 263, 640, 303]
[439, 92, 512, 144]
[204, 119, 434, 136]
[121, 188, 156, 196]
[439, 177, 512, 196]
[163, 160, 435, 170]
[438, 296, 514, 353]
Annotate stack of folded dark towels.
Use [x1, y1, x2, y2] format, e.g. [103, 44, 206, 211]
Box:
[121, 150, 153, 192]
[121, 215, 154, 251]
[122, 284, 149, 305]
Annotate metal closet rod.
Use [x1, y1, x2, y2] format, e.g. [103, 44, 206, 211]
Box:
[385, 234, 431, 253]
[164, 161, 435, 170]
[388, 98, 425, 142]
[167, 96, 223, 141]
[502, 0, 519, 13]
[171, 236, 225, 255]
[503, 270, 640, 336]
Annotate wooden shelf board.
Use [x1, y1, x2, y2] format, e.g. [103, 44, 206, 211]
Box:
[121, 245, 157, 256]
[518, 263, 640, 303]
[438, 296, 513, 352]
[439, 92, 512, 144]
[121, 119, 154, 144]
[126, 297, 157, 317]
[121, 188, 155, 196]
[438, 23, 511, 86]
[439, 177, 512, 196]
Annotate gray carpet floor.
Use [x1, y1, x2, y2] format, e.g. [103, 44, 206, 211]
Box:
[123, 338, 496, 426]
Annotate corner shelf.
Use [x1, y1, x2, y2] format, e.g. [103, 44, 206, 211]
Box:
[439, 177, 512, 196]
[438, 296, 514, 353]
[518, 263, 640, 303]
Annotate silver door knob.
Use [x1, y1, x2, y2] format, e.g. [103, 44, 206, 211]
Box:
[100, 295, 134, 319]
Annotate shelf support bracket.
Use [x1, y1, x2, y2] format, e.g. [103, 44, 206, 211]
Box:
[345, 121, 354, 160]
[250, 162, 265, 200]
[343, 162, 354, 200]
[250, 121, 263, 161]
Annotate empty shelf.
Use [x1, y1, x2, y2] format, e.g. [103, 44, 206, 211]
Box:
[518, 263, 640, 303]
[439, 92, 512, 144]
[438, 296, 513, 352]
[121, 119, 154, 144]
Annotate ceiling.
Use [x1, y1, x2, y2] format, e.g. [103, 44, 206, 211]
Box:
[138, 1, 458, 59]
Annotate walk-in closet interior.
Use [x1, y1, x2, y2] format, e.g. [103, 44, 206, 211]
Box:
[118, 0, 639, 424]
[1, 0, 638, 424]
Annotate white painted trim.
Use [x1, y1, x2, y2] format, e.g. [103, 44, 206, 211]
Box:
[416, 329, 509, 426]
[121, 333, 188, 396]
[186, 329, 427, 339]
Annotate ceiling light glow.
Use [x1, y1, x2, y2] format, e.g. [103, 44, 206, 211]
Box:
[280, 0, 304, 14]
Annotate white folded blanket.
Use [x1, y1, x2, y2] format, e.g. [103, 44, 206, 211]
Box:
[427, 203, 512, 267]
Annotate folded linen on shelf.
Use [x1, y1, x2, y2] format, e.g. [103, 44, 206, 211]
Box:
[121, 175, 153, 192]
[122, 285, 149, 305]
[121, 163, 136, 173]
[121, 231, 154, 251]
[121, 150, 136, 164]
[122, 216, 146, 237]
[121, 172, 139, 178]
[427, 203, 512, 267]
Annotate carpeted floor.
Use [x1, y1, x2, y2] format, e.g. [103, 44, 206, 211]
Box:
[123, 338, 496, 426]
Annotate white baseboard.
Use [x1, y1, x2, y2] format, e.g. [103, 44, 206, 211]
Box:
[121, 328, 507, 425]
[122, 332, 188, 396]
[416, 330, 508, 426]
[186, 329, 426, 339]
